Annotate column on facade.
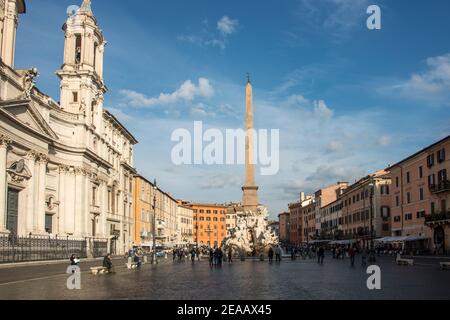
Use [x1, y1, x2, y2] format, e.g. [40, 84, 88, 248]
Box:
[84, 171, 90, 237]
[1, 0, 18, 67]
[25, 152, 36, 234]
[57, 166, 66, 236]
[74, 168, 85, 237]
[99, 180, 107, 238]
[0, 137, 10, 233]
[34, 155, 47, 235]
[65, 168, 75, 235]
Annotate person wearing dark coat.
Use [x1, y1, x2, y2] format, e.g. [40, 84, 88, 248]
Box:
[268, 247, 274, 263]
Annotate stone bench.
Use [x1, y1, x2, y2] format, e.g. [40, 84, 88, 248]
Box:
[90, 266, 108, 275]
[396, 258, 414, 266]
[440, 262, 450, 270]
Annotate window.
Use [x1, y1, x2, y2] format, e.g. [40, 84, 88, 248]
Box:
[406, 192, 411, 204]
[213, 217, 218, 222]
[437, 149, 446, 163]
[427, 154, 435, 168]
[419, 166, 423, 179]
[406, 172, 410, 184]
[382, 224, 389, 232]
[405, 213, 413, 221]
[394, 216, 401, 223]
[416, 211, 425, 219]
[428, 174, 436, 187]
[213, 210, 218, 214]
[419, 188, 424, 201]
[200, 217, 205, 221]
[206, 217, 211, 221]
[438, 169, 447, 183]
[396, 177, 399, 188]
[72, 92, 78, 103]
[92, 186, 97, 205]
[75, 34, 82, 64]
[45, 214, 53, 234]
[431, 202, 435, 214]
[206, 210, 211, 214]
[381, 207, 390, 219]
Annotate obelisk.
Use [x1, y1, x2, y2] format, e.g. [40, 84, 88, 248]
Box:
[242, 76, 259, 212]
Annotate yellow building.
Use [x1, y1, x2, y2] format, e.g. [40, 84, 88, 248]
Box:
[133, 175, 154, 247]
[133, 175, 179, 248]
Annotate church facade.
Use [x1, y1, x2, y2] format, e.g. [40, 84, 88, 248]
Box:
[0, 0, 138, 255]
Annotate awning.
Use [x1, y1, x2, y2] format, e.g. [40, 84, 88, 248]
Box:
[329, 240, 356, 245]
[375, 236, 430, 243]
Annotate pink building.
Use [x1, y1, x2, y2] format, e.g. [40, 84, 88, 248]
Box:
[387, 135, 449, 254]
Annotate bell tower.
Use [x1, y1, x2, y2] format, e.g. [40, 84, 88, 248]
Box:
[56, 0, 106, 125]
[0, 0, 26, 68]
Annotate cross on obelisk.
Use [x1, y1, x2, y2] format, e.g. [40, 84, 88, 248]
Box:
[242, 75, 259, 212]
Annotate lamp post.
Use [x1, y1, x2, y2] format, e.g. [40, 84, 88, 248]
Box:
[152, 179, 157, 265]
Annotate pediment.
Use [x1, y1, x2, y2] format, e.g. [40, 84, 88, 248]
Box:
[0, 99, 59, 140]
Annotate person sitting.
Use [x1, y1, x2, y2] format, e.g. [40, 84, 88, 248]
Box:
[103, 254, 114, 274]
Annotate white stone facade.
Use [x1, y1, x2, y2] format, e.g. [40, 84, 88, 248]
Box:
[0, 0, 138, 255]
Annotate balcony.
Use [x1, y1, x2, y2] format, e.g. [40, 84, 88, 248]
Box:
[430, 180, 450, 194]
[425, 211, 450, 225]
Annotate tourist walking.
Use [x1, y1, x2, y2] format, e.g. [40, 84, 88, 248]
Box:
[361, 247, 368, 268]
[275, 245, 282, 263]
[209, 248, 214, 267]
[317, 246, 325, 265]
[215, 248, 224, 266]
[191, 248, 196, 263]
[228, 248, 233, 263]
[349, 246, 356, 267]
[268, 247, 274, 263]
[173, 248, 177, 262]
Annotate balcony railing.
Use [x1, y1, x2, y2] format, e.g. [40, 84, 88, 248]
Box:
[430, 180, 450, 194]
[425, 211, 450, 223]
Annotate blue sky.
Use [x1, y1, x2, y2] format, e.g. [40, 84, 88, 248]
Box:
[15, 0, 450, 219]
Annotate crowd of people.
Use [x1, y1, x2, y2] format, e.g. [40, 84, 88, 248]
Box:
[280, 243, 378, 267]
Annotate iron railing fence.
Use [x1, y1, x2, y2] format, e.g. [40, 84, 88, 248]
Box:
[0, 234, 108, 264]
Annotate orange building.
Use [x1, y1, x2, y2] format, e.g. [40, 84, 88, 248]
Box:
[387, 135, 449, 254]
[189, 203, 228, 248]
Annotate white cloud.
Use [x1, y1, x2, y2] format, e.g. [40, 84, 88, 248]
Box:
[392, 53, 450, 97]
[217, 16, 239, 35]
[326, 140, 344, 153]
[120, 78, 214, 107]
[178, 16, 239, 50]
[107, 107, 133, 122]
[199, 174, 242, 190]
[190, 103, 216, 117]
[295, 0, 369, 42]
[313, 100, 334, 119]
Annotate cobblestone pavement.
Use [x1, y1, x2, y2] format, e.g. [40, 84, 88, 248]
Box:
[0, 255, 449, 300]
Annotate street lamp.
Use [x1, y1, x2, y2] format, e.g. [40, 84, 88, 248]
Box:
[152, 179, 158, 265]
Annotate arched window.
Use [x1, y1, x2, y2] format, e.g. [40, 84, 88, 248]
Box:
[75, 34, 82, 64]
